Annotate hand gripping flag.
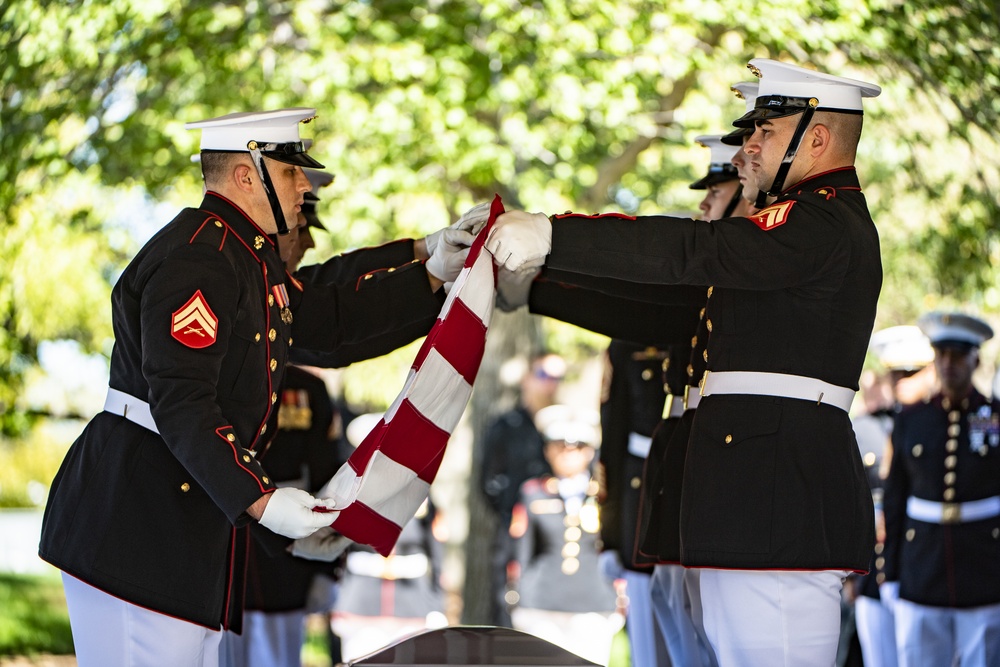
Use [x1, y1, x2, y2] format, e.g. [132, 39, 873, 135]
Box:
[319, 196, 503, 556]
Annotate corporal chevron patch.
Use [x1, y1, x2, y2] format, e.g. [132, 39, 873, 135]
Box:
[171, 290, 219, 348]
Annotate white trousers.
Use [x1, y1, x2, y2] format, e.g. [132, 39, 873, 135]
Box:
[895, 597, 1000, 667]
[855, 595, 898, 667]
[621, 569, 668, 667]
[699, 569, 847, 667]
[62, 572, 222, 667]
[220, 610, 306, 667]
[650, 563, 717, 667]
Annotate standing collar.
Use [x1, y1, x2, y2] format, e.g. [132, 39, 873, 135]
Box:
[779, 166, 860, 196]
[200, 191, 277, 253]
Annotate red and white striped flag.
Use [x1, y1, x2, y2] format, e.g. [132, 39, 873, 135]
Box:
[321, 196, 502, 556]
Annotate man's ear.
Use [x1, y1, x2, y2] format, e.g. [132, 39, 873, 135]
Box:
[234, 163, 255, 193]
[810, 123, 832, 156]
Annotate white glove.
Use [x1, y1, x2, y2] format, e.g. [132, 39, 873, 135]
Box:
[879, 580, 900, 613]
[485, 211, 551, 272]
[425, 228, 474, 283]
[424, 201, 492, 256]
[257, 487, 336, 539]
[289, 526, 352, 562]
[496, 265, 541, 311]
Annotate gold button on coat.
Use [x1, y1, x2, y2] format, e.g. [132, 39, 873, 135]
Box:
[725, 434, 733, 444]
[262, 476, 269, 484]
[255, 333, 261, 342]
[270, 359, 277, 371]
[243, 455, 251, 463]
[912, 444, 923, 457]
[630, 477, 642, 489]
[180, 483, 190, 492]
[943, 488, 955, 501]
[271, 392, 278, 404]
[268, 294, 275, 306]
[268, 329, 277, 341]
[227, 434, 236, 442]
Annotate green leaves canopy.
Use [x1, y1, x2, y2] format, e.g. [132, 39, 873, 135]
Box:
[2, 0, 999, 430]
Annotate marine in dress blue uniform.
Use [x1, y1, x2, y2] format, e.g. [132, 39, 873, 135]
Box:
[509, 405, 621, 666]
[488, 59, 884, 666]
[38, 109, 471, 667]
[882, 312, 1000, 667]
[850, 325, 934, 667]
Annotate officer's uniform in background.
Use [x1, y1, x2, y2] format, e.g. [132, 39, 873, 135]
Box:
[480, 403, 552, 627]
[883, 313, 1000, 667]
[598, 341, 671, 667]
[509, 405, 621, 666]
[332, 498, 446, 662]
[850, 325, 935, 667]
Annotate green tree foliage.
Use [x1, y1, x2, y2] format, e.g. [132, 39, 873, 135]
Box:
[2, 0, 999, 623]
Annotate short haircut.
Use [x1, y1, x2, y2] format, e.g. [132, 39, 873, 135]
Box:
[200, 151, 248, 188]
[812, 111, 864, 158]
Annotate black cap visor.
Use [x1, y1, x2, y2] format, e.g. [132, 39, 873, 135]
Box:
[689, 165, 738, 190]
[720, 127, 751, 146]
[256, 141, 325, 169]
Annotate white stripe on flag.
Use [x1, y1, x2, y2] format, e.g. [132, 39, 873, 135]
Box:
[404, 347, 472, 433]
[384, 369, 417, 425]
[459, 248, 496, 327]
[356, 451, 432, 526]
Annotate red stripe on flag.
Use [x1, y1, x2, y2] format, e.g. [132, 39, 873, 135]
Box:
[429, 298, 488, 382]
[333, 503, 402, 557]
[379, 400, 449, 479]
[346, 421, 387, 474]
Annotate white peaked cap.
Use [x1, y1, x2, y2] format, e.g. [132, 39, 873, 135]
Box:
[917, 312, 994, 349]
[731, 81, 760, 113]
[734, 59, 880, 127]
[186, 108, 319, 154]
[695, 135, 740, 167]
[869, 325, 934, 371]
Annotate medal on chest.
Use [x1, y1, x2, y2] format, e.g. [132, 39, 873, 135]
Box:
[272, 283, 293, 325]
[968, 404, 1000, 456]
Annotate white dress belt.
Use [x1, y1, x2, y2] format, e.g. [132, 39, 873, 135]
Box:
[661, 394, 686, 420]
[627, 432, 652, 458]
[700, 370, 855, 412]
[346, 550, 430, 580]
[103, 387, 159, 434]
[685, 391, 702, 412]
[906, 495, 1000, 525]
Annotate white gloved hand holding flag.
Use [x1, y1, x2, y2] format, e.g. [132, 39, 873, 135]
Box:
[485, 210, 552, 272]
[319, 196, 504, 556]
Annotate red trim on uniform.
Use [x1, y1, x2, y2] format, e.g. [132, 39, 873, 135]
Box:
[218, 426, 271, 493]
[285, 270, 303, 292]
[222, 525, 237, 629]
[551, 212, 638, 221]
[204, 191, 275, 245]
[355, 265, 405, 291]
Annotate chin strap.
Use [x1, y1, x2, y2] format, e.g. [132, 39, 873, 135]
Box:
[248, 141, 290, 236]
[723, 184, 743, 218]
[754, 100, 818, 210]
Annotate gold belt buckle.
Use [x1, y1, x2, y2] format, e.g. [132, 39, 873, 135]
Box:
[941, 503, 961, 524]
[662, 394, 677, 420]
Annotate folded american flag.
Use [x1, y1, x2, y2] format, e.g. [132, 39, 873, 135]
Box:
[320, 196, 502, 556]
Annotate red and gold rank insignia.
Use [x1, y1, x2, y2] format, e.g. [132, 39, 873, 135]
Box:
[749, 200, 796, 231]
[171, 290, 219, 348]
